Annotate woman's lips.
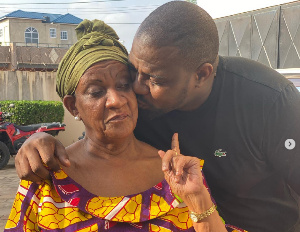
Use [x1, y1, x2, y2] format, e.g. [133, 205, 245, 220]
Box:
[107, 114, 128, 122]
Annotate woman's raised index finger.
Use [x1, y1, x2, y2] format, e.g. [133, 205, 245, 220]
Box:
[171, 133, 180, 154]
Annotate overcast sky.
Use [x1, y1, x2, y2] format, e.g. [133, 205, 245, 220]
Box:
[0, 0, 295, 50]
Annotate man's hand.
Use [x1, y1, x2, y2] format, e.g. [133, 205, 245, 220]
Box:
[158, 133, 206, 204]
[159, 134, 228, 232]
[15, 132, 70, 184]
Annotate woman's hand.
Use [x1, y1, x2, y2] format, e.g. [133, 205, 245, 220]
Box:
[158, 133, 206, 205]
[15, 132, 70, 184]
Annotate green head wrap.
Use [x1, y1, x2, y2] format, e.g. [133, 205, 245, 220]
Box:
[56, 19, 129, 99]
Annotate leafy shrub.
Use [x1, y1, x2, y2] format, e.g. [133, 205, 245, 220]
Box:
[0, 100, 64, 125]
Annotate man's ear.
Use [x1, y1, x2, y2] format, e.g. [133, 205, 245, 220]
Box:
[63, 95, 77, 117]
[195, 63, 214, 88]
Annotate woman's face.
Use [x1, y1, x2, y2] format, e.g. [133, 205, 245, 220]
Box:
[74, 60, 138, 140]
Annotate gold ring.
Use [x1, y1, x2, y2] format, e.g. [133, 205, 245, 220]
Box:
[173, 149, 178, 156]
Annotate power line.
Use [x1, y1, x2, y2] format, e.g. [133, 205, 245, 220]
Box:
[0, 11, 152, 16]
[0, 4, 160, 12]
[106, 23, 141, 24]
[0, 7, 158, 10]
[0, 20, 142, 24]
[0, 4, 160, 9]
[0, 2, 163, 20]
[0, 0, 124, 5]
[0, 9, 157, 13]
[65, 11, 152, 14]
[0, 4, 161, 15]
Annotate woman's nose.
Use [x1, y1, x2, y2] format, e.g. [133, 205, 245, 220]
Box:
[105, 90, 127, 108]
[132, 73, 150, 95]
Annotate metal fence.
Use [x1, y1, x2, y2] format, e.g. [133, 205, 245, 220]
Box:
[0, 43, 68, 71]
[214, 1, 300, 69]
[0, 41, 73, 48]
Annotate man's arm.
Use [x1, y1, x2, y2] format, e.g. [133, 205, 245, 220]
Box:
[263, 83, 300, 195]
[15, 132, 70, 183]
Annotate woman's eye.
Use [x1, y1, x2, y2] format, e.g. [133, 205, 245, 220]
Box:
[90, 90, 105, 97]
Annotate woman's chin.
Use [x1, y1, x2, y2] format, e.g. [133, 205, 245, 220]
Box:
[104, 124, 135, 140]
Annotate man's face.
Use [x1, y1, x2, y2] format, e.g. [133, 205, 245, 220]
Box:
[129, 39, 197, 114]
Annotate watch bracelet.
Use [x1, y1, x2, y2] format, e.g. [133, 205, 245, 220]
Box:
[190, 204, 216, 221]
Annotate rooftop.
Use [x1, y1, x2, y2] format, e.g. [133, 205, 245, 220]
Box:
[0, 10, 82, 24]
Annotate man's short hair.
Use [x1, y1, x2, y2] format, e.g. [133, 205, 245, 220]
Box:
[135, 1, 219, 69]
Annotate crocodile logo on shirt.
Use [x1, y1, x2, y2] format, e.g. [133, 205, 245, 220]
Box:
[214, 149, 227, 157]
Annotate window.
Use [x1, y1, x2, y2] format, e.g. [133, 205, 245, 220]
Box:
[0, 29, 3, 37]
[50, 28, 56, 38]
[25, 27, 38, 43]
[61, 31, 68, 40]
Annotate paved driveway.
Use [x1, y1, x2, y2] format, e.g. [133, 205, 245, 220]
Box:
[0, 157, 20, 231]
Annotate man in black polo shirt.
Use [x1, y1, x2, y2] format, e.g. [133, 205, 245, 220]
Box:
[15, 2, 300, 231]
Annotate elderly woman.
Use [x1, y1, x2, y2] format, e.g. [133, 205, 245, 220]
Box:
[5, 20, 245, 232]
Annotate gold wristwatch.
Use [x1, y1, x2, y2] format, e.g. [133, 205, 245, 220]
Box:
[189, 204, 216, 222]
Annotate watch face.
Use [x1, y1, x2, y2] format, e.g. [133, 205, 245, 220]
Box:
[190, 213, 198, 222]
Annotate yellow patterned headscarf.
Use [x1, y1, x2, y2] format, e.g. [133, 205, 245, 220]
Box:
[56, 19, 129, 99]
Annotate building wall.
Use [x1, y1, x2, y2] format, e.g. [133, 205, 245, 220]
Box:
[0, 20, 9, 45]
[0, 18, 78, 47]
[58, 24, 78, 46]
[0, 70, 85, 146]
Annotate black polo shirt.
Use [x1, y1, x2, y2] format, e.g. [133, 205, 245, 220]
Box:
[134, 56, 300, 232]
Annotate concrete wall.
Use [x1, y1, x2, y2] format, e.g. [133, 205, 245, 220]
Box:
[0, 70, 85, 146]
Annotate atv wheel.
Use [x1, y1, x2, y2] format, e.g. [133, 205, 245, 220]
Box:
[0, 141, 10, 169]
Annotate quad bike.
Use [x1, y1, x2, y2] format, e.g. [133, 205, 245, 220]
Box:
[0, 104, 65, 169]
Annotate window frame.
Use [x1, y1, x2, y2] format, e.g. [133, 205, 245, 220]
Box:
[50, 28, 56, 38]
[60, 31, 68, 40]
[25, 27, 39, 44]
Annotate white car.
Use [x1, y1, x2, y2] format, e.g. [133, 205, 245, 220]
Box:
[276, 69, 300, 91]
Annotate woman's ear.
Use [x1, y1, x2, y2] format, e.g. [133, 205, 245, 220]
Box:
[195, 63, 214, 88]
[63, 95, 77, 117]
